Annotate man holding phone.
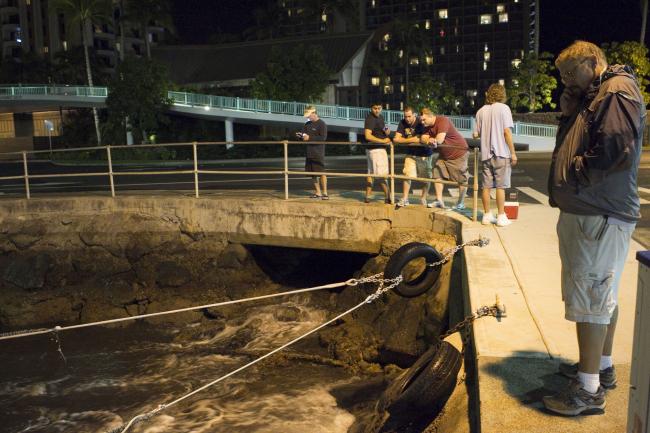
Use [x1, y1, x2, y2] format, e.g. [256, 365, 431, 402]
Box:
[299, 106, 328, 199]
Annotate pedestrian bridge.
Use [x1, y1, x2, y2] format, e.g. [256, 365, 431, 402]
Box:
[0, 85, 557, 150]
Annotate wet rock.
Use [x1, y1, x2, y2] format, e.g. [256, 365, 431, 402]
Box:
[2, 252, 53, 290]
[226, 326, 254, 350]
[71, 247, 132, 279]
[219, 243, 249, 269]
[9, 233, 42, 250]
[180, 220, 205, 241]
[273, 305, 302, 322]
[155, 261, 191, 287]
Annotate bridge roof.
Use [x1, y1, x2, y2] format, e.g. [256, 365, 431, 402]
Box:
[152, 32, 373, 86]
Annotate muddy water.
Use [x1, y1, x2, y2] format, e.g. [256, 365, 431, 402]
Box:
[0, 299, 381, 433]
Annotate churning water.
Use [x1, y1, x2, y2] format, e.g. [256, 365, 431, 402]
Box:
[0, 298, 370, 433]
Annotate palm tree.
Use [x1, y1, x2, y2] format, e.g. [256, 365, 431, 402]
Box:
[642, 0, 648, 44]
[51, 0, 112, 145]
[123, 0, 173, 59]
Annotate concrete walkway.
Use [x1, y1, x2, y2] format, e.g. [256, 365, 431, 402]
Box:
[463, 201, 644, 433]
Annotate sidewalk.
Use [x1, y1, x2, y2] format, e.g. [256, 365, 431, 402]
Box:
[463, 202, 644, 433]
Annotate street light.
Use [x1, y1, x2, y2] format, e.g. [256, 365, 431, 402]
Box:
[44, 119, 54, 159]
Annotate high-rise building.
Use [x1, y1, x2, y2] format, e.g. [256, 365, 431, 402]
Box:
[0, 0, 168, 70]
[276, 0, 538, 111]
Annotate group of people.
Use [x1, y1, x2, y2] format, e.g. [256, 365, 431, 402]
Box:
[298, 88, 517, 227]
[296, 39, 644, 419]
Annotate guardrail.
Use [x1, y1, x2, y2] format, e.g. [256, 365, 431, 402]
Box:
[0, 140, 483, 221]
[0, 85, 558, 137]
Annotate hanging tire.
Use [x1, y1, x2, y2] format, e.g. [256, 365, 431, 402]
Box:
[377, 341, 462, 414]
[384, 242, 443, 298]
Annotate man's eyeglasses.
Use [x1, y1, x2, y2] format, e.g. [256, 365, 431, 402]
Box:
[560, 59, 589, 82]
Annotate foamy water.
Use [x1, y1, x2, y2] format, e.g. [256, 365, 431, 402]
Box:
[0, 300, 365, 433]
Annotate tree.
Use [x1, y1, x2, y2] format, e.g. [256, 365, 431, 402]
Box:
[602, 41, 650, 103]
[104, 57, 171, 144]
[507, 52, 557, 113]
[51, 46, 109, 85]
[407, 76, 461, 115]
[123, 0, 173, 59]
[642, 0, 648, 44]
[51, 0, 113, 145]
[0, 53, 53, 83]
[251, 44, 331, 102]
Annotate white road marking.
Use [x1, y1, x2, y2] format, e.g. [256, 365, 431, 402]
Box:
[516, 186, 549, 205]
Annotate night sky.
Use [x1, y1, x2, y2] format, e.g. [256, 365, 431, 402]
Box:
[171, 0, 650, 54]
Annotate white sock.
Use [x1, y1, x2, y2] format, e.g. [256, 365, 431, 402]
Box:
[600, 355, 613, 370]
[577, 371, 600, 394]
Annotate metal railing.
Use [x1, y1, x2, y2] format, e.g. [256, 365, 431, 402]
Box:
[0, 85, 559, 136]
[0, 141, 482, 222]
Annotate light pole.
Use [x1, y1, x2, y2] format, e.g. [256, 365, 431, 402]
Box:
[44, 119, 54, 159]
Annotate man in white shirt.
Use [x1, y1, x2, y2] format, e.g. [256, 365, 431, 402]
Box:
[473, 84, 517, 226]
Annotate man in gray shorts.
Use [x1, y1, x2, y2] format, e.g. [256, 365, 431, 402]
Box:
[543, 41, 644, 416]
[473, 83, 517, 226]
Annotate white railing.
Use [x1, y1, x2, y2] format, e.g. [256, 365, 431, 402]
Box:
[0, 85, 558, 136]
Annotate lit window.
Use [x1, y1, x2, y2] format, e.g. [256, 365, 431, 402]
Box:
[483, 61, 488, 71]
[498, 79, 505, 85]
[425, 19, 431, 29]
[62, 40, 68, 51]
[426, 55, 433, 65]
[43, 46, 49, 53]
[499, 13, 508, 23]
[26, 0, 31, 4]
[385, 76, 391, 84]
[321, 13, 327, 22]
[400, 84, 405, 92]
[371, 0, 376, 7]
[466, 90, 478, 97]
[496, 4, 505, 13]
[480, 15, 492, 24]
[514, 0, 519, 3]
[456, 45, 460, 53]
[288, 9, 292, 16]
[511, 58, 521, 68]
[398, 49, 403, 58]
[383, 85, 394, 94]
[383, 33, 391, 42]
[400, 101, 404, 110]
[484, 43, 489, 52]
[385, 103, 390, 110]
[410, 57, 419, 65]
[484, 52, 490, 61]
[411, 4, 416, 11]
[371, 77, 380, 86]
[439, 29, 445, 37]
[440, 46, 445, 55]
[438, 9, 448, 19]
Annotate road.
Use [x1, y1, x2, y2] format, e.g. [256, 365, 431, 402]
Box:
[1, 151, 649, 247]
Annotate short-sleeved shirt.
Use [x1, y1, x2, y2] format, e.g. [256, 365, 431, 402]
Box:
[423, 115, 468, 160]
[302, 118, 327, 160]
[397, 117, 431, 157]
[474, 102, 514, 161]
[364, 113, 388, 150]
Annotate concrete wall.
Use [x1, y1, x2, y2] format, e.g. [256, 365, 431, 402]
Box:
[0, 195, 463, 254]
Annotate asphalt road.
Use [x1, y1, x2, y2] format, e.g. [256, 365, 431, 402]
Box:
[1, 151, 649, 247]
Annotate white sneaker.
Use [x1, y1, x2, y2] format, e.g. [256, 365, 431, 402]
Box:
[482, 212, 496, 225]
[396, 198, 410, 207]
[496, 213, 512, 227]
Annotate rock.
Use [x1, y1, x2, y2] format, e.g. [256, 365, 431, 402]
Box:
[71, 247, 132, 279]
[219, 243, 249, 269]
[378, 297, 423, 360]
[2, 253, 53, 290]
[180, 220, 205, 241]
[8, 233, 42, 250]
[273, 305, 302, 322]
[155, 261, 191, 287]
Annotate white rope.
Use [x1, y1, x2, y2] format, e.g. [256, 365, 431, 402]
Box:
[109, 275, 403, 433]
[0, 277, 368, 342]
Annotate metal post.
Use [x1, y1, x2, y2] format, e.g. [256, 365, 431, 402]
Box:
[22, 151, 30, 199]
[389, 142, 395, 204]
[473, 147, 479, 222]
[106, 146, 115, 197]
[193, 141, 199, 198]
[283, 140, 289, 200]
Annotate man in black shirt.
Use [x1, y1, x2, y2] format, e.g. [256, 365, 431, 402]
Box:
[299, 106, 328, 199]
[363, 103, 391, 203]
[393, 106, 432, 207]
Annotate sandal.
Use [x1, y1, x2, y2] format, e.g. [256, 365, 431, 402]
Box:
[321, 195, 330, 200]
[364, 197, 371, 203]
[310, 194, 321, 199]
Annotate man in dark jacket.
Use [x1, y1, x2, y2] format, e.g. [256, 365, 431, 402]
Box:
[299, 106, 328, 199]
[543, 41, 645, 416]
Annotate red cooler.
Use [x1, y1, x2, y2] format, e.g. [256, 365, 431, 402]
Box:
[504, 191, 519, 220]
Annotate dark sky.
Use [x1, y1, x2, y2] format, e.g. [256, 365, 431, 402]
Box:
[172, 0, 649, 54]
